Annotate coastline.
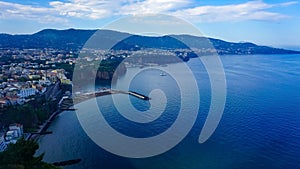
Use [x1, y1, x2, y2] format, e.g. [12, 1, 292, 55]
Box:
[27, 110, 62, 141]
[30, 88, 151, 141]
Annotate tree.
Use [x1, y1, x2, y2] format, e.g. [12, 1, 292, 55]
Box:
[0, 138, 60, 169]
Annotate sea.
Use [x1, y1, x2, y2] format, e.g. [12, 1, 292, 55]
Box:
[36, 54, 300, 169]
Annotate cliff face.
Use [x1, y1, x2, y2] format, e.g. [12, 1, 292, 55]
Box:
[76, 69, 126, 81]
[96, 71, 113, 80]
[96, 62, 127, 80]
[96, 60, 127, 80]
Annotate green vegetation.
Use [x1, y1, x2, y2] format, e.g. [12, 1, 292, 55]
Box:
[0, 138, 60, 169]
[98, 59, 124, 72]
[72, 58, 126, 82]
[0, 98, 58, 130]
[55, 63, 75, 79]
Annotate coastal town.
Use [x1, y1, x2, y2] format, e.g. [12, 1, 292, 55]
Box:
[1, 30, 298, 167]
[0, 48, 74, 153]
[0, 46, 194, 153]
[0, 0, 299, 166]
[0, 47, 150, 149]
[0, 48, 74, 107]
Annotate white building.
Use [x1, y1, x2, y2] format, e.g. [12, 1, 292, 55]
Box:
[9, 124, 23, 137]
[0, 135, 7, 152]
[5, 124, 23, 144]
[18, 88, 37, 98]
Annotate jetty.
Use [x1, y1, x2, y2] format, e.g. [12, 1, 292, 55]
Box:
[58, 89, 150, 110]
[30, 131, 53, 135]
[128, 91, 150, 100]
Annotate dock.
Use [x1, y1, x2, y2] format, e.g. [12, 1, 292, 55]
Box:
[58, 89, 150, 110]
[30, 131, 53, 135]
[128, 91, 150, 100]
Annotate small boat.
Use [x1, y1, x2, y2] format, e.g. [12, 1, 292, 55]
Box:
[160, 73, 167, 76]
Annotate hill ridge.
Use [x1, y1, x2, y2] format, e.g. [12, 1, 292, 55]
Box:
[0, 29, 299, 55]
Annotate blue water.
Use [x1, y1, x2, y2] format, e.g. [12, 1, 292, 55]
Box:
[37, 54, 300, 169]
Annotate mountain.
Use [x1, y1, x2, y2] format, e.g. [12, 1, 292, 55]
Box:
[0, 29, 299, 55]
[0, 29, 96, 49]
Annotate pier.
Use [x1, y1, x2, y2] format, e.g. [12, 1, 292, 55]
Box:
[58, 89, 150, 110]
[128, 91, 150, 100]
[30, 131, 53, 135]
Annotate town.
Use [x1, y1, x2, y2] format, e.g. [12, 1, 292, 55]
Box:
[0, 48, 75, 153]
[0, 48, 76, 107]
[0, 47, 196, 153]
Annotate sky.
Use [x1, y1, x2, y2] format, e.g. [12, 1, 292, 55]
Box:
[0, 0, 300, 50]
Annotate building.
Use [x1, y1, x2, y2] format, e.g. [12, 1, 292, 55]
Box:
[18, 88, 37, 98]
[0, 135, 7, 152]
[5, 124, 23, 144]
[9, 124, 23, 137]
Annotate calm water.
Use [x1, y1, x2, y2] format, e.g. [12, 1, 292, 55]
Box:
[37, 54, 300, 169]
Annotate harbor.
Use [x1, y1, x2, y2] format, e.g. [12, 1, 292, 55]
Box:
[29, 88, 150, 140]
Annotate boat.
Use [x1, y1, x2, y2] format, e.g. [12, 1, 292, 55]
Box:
[160, 73, 167, 76]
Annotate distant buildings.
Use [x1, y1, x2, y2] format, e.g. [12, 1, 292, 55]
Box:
[0, 63, 71, 108]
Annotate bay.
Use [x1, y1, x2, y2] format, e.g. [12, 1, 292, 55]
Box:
[36, 54, 300, 169]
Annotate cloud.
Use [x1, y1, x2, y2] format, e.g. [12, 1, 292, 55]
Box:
[0, 0, 298, 24]
[119, 0, 191, 15]
[49, 0, 191, 19]
[278, 1, 298, 6]
[49, 0, 117, 19]
[0, 1, 68, 24]
[172, 0, 298, 22]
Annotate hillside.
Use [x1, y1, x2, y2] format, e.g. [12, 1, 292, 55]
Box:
[0, 29, 299, 55]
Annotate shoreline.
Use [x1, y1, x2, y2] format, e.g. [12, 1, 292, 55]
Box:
[30, 88, 151, 141]
[27, 110, 62, 141]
